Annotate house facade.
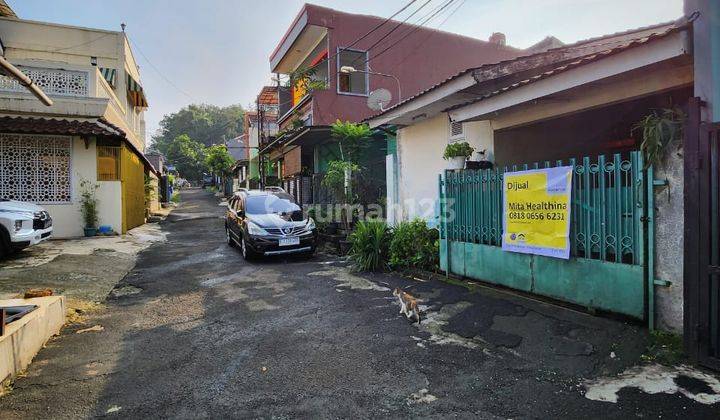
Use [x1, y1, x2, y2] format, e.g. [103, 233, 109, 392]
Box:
[262, 3, 523, 203]
[0, 10, 156, 238]
[368, 19, 694, 335]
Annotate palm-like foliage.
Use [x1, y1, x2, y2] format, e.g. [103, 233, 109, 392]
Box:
[349, 220, 390, 272]
[632, 108, 685, 168]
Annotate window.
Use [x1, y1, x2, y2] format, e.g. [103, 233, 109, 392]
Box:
[449, 121, 464, 142]
[337, 49, 368, 95]
[0, 134, 72, 204]
[245, 194, 300, 215]
[97, 146, 120, 181]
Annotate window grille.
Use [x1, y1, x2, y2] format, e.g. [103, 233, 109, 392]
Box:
[97, 146, 121, 181]
[449, 121, 464, 141]
[0, 134, 72, 204]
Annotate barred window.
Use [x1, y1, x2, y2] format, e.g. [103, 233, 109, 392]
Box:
[97, 146, 120, 181]
[0, 134, 72, 204]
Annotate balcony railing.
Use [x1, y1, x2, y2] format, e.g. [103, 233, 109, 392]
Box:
[0, 66, 89, 97]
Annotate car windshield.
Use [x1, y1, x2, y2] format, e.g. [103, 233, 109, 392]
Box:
[245, 194, 301, 215]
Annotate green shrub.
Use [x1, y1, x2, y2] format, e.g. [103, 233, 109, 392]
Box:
[443, 141, 474, 160]
[389, 219, 439, 271]
[349, 220, 390, 272]
[171, 192, 181, 203]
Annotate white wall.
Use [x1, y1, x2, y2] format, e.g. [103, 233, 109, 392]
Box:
[394, 114, 494, 223]
[43, 137, 122, 238]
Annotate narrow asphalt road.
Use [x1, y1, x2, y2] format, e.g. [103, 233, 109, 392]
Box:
[1, 189, 718, 418]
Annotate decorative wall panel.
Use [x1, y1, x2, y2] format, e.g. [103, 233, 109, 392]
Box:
[0, 134, 72, 204]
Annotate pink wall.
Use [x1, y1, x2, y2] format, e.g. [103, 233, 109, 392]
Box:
[276, 4, 523, 125]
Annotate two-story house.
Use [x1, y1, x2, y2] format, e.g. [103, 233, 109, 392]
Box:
[261, 3, 522, 203]
[229, 85, 280, 190]
[0, 6, 157, 238]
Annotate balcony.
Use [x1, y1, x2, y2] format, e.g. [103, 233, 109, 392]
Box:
[0, 64, 146, 149]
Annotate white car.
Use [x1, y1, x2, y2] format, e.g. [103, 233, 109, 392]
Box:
[0, 199, 53, 258]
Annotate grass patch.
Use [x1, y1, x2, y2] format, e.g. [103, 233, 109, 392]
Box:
[170, 192, 181, 203]
[440, 276, 479, 293]
[641, 330, 684, 365]
[65, 298, 103, 324]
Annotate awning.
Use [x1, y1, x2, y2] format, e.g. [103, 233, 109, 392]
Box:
[126, 74, 148, 108]
[99, 67, 116, 87]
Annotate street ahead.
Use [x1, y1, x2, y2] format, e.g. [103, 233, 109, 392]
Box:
[0, 189, 718, 419]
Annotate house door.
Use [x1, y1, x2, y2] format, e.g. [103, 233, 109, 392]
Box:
[697, 122, 720, 369]
[685, 97, 720, 370]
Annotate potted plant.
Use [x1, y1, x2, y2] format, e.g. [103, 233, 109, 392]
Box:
[443, 142, 474, 170]
[79, 179, 99, 237]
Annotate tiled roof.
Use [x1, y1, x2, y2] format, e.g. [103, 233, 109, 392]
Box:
[448, 19, 689, 111]
[0, 0, 17, 18]
[365, 17, 689, 123]
[0, 116, 125, 137]
[257, 86, 278, 105]
[0, 116, 159, 174]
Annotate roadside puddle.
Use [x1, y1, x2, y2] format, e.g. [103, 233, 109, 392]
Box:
[308, 267, 390, 292]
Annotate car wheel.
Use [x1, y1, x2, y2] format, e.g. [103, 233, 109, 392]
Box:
[226, 227, 235, 247]
[305, 247, 316, 259]
[240, 236, 255, 261]
[0, 227, 10, 259]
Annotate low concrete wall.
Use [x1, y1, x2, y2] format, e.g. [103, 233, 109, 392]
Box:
[0, 296, 65, 383]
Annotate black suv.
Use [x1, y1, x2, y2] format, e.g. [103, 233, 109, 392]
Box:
[225, 189, 317, 259]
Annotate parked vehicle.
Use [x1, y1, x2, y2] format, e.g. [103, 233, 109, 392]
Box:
[225, 190, 317, 260]
[0, 199, 53, 258]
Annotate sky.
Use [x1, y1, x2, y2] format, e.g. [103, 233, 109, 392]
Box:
[9, 0, 684, 142]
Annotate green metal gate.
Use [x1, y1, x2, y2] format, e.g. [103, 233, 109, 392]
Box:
[439, 151, 652, 320]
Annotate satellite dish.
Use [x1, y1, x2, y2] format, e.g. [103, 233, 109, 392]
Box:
[367, 88, 392, 111]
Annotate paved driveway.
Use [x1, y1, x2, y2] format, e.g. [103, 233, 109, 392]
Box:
[0, 188, 718, 419]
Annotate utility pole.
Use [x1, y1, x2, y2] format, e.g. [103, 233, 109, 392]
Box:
[257, 95, 265, 189]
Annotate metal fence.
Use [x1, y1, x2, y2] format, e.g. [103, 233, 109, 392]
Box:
[440, 151, 646, 265]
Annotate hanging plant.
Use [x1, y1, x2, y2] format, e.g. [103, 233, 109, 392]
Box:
[632, 107, 685, 168]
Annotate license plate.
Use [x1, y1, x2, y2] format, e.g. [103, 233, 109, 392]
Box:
[279, 237, 300, 247]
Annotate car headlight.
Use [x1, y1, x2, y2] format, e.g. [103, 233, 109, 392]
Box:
[246, 221, 268, 236]
[306, 217, 316, 230]
[14, 220, 23, 232]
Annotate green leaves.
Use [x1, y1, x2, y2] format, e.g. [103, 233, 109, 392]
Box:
[204, 144, 235, 177]
[322, 160, 359, 203]
[348, 218, 440, 272]
[164, 134, 207, 181]
[349, 220, 390, 272]
[389, 219, 439, 271]
[443, 141, 474, 160]
[443, 141, 475, 160]
[79, 178, 99, 228]
[152, 104, 245, 151]
[632, 108, 685, 168]
[331, 120, 372, 164]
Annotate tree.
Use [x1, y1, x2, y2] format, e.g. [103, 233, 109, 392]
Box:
[330, 120, 372, 164]
[150, 104, 245, 153]
[204, 144, 235, 178]
[164, 134, 207, 181]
